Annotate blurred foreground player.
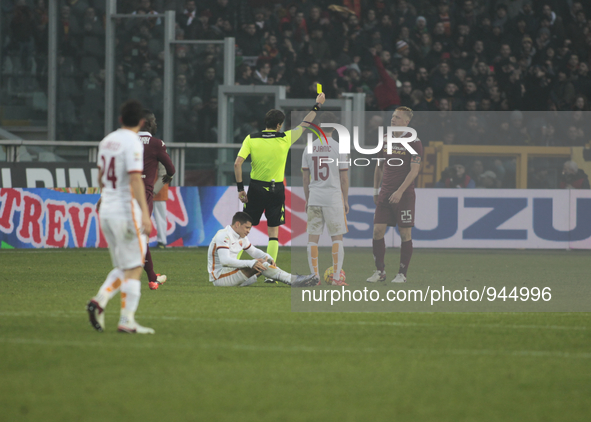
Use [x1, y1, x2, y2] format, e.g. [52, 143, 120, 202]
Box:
[86, 100, 154, 334]
[207, 212, 319, 287]
[139, 110, 175, 290]
[367, 107, 423, 284]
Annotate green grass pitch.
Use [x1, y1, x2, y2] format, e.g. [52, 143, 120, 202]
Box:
[1, 248, 590, 422]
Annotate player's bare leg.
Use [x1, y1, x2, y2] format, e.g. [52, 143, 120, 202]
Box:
[87, 268, 124, 332]
[118, 266, 154, 334]
[214, 266, 318, 287]
[307, 234, 320, 284]
[367, 224, 387, 282]
[392, 227, 412, 283]
[330, 234, 347, 285]
[264, 226, 280, 284]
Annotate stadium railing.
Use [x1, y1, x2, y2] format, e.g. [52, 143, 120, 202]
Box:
[1, 139, 582, 189]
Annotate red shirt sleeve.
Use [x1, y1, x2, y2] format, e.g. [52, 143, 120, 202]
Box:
[373, 55, 400, 105]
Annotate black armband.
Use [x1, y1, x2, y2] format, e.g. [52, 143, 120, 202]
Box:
[311, 103, 321, 112]
[237, 182, 244, 192]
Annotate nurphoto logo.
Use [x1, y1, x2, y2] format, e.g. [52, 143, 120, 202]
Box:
[306, 124, 418, 168]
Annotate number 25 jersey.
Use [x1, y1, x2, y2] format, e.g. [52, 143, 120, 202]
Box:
[98, 128, 144, 218]
[301, 136, 348, 207]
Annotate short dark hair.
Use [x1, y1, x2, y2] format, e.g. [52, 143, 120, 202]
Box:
[143, 109, 154, 119]
[232, 212, 252, 225]
[265, 109, 285, 129]
[120, 99, 144, 127]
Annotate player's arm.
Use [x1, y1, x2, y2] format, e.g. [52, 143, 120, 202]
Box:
[217, 247, 257, 269]
[243, 244, 274, 265]
[235, 137, 250, 202]
[234, 156, 247, 203]
[302, 168, 311, 209]
[157, 144, 176, 183]
[389, 155, 422, 204]
[291, 93, 326, 135]
[373, 160, 384, 205]
[96, 166, 103, 211]
[129, 172, 152, 235]
[340, 169, 350, 213]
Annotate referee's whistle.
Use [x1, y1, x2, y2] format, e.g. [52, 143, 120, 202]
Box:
[317, 83, 322, 94]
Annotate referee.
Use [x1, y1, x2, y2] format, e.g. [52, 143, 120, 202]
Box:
[234, 93, 326, 278]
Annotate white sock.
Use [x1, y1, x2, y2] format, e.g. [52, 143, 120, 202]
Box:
[307, 242, 319, 278]
[333, 240, 344, 278]
[261, 263, 292, 284]
[94, 268, 124, 309]
[119, 279, 141, 325]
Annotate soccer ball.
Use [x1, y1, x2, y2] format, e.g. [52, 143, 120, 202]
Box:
[323, 267, 346, 285]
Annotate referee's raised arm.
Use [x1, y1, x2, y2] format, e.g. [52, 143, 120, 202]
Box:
[288, 93, 327, 144]
[234, 92, 326, 201]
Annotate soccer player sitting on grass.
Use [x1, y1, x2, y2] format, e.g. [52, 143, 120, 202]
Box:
[301, 112, 349, 285]
[207, 212, 319, 287]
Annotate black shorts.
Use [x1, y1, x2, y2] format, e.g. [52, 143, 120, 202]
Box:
[244, 179, 285, 227]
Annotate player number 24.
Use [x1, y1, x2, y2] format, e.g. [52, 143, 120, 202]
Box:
[311, 156, 329, 181]
[100, 156, 117, 189]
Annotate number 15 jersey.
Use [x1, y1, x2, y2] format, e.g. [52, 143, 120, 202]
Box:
[98, 128, 144, 218]
[301, 136, 348, 207]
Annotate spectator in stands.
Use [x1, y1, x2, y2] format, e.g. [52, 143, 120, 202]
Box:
[253, 61, 271, 85]
[560, 161, 590, 189]
[235, 64, 253, 85]
[370, 47, 400, 111]
[551, 70, 576, 110]
[197, 67, 219, 101]
[238, 23, 261, 56]
[308, 28, 330, 62]
[431, 61, 457, 96]
[210, 0, 232, 23]
[477, 170, 498, 188]
[436, 165, 475, 188]
[178, 0, 198, 39]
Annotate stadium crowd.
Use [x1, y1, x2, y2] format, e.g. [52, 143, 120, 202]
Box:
[2, 0, 591, 186]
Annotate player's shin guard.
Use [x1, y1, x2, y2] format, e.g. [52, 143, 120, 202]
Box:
[144, 247, 158, 282]
[260, 263, 291, 284]
[399, 240, 413, 276]
[95, 268, 124, 309]
[332, 240, 344, 276]
[372, 238, 386, 272]
[307, 242, 319, 278]
[120, 279, 141, 322]
[267, 237, 279, 262]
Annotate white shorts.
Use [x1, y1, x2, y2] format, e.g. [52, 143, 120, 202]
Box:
[307, 204, 348, 236]
[100, 200, 147, 270]
[212, 268, 254, 287]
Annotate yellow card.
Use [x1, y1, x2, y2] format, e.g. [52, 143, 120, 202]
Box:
[317, 83, 322, 94]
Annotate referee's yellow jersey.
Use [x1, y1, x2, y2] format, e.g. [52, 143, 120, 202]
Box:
[237, 127, 304, 183]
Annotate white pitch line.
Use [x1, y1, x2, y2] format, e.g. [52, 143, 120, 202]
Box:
[0, 311, 588, 331]
[1, 337, 591, 360]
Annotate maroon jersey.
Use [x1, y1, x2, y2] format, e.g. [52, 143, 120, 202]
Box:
[377, 131, 423, 200]
[138, 131, 176, 195]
